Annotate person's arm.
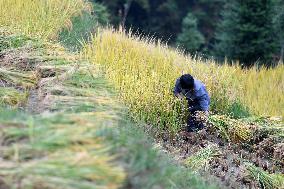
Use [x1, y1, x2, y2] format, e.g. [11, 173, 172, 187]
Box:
[198, 95, 210, 111]
[192, 86, 210, 112]
[173, 78, 182, 98]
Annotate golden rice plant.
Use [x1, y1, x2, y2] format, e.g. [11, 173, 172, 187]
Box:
[82, 29, 283, 132]
[0, 0, 91, 40]
[239, 66, 284, 117]
[83, 29, 188, 131]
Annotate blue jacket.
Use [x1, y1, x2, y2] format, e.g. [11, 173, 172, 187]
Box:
[173, 78, 210, 111]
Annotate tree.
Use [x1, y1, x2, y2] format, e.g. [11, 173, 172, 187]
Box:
[189, 0, 224, 53]
[96, 0, 187, 43]
[215, 0, 278, 67]
[214, 2, 239, 60]
[94, 0, 149, 27]
[90, 2, 110, 25]
[176, 12, 205, 53]
[274, 0, 284, 62]
[149, 0, 182, 43]
[59, 2, 109, 51]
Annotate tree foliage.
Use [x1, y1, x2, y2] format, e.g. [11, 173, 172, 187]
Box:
[94, 0, 283, 67]
[215, 0, 278, 67]
[59, 2, 109, 51]
[274, 0, 284, 61]
[176, 12, 205, 53]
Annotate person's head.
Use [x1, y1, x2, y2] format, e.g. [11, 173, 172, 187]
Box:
[180, 74, 194, 90]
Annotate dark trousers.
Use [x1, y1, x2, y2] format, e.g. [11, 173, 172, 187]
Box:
[187, 111, 205, 132]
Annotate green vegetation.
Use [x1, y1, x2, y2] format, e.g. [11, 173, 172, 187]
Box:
[0, 110, 126, 189]
[1, 1, 283, 188]
[274, 0, 284, 62]
[0, 29, 220, 189]
[94, 0, 284, 66]
[59, 2, 109, 51]
[215, 0, 278, 67]
[176, 12, 205, 53]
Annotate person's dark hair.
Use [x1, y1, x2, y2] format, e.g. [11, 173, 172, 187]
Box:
[180, 74, 194, 90]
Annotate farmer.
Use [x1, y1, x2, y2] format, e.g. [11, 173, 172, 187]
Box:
[173, 74, 210, 132]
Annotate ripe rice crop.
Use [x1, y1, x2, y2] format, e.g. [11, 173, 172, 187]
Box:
[82, 29, 283, 132]
[0, 0, 90, 40]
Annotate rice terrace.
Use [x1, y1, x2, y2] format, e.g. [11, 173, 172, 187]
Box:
[0, 0, 283, 189]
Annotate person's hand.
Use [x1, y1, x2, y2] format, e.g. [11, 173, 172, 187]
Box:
[195, 111, 209, 122]
[176, 93, 183, 100]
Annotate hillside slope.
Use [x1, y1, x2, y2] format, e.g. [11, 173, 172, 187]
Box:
[0, 31, 221, 189]
[0, 30, 126, 188]
[83, 29, 284, 188]
[0, 1, 283, 188]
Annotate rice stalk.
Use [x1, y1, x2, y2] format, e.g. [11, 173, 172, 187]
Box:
[208, 115, 253, 142]
[0, 107, 125, 189]
[0, 32, 126, 189]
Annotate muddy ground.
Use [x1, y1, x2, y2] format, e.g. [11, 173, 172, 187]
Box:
[154, 120, 284, 189]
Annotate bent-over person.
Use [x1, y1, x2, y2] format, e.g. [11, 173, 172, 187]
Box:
[173, 74, 210, 132]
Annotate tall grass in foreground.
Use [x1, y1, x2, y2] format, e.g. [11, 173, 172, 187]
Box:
[0, 0, 90, 40]
[82, 29, 283, 132]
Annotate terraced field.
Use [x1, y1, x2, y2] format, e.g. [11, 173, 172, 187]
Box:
[0, 31, 220, 189]
[0, 32, 126, 188]
[83, 29, 284, 188]
[0, 1, 283, 188]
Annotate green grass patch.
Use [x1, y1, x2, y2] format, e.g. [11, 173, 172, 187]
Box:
[0, 34, 32, 51]
[0, 109, 125, 189]
[59, 1, 109, 52]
